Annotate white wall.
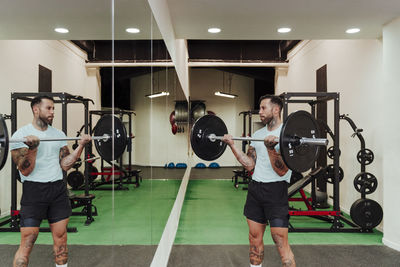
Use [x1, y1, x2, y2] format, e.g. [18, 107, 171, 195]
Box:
[131, 69, 188, 166]
[0, 40, 101, 216]
[382, 17, 400, 251]
[276, 39, 384, 230]
[190, 69, 254, 166]
[130, 68, 254, 166]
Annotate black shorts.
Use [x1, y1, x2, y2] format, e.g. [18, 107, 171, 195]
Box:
[244, 180, 289, 226]
[20, 180, 72, 226]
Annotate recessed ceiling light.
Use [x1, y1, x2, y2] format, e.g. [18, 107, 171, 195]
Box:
[208, 28, 221, 33]
[54, 28, 69, 33]
[126, 28, 140, 34]
[277, 27, 291, 33]
[346, 28, 360, 34]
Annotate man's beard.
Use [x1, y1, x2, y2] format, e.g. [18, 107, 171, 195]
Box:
[38, 114, 53, 126]
[261, 114, 273, 126]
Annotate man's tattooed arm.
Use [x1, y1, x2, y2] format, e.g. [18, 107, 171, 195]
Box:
[60, 134, 91, 171]
[228, 144, 256, 172]
[11, 148, 37, 176]
[267, 148, 288, 176]
[245, 146, 257, 171]
[60, 145, 80, 171]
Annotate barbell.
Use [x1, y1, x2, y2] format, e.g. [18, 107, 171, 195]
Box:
[0, 114, 128, 171]
[190, 110, 329, 173]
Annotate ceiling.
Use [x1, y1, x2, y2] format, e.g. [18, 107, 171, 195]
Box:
[1, 0, 400, 40]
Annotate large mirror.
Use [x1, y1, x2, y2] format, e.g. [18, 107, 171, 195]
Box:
[0, 0, 173, 266]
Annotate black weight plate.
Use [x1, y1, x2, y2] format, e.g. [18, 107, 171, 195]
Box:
[88, 165, 98, 183]
[324, 164, 344, 184]
[357, 148, 374, 165]
[280, 110, 320, 173]
[67, 170, 84, 189]
[327, 146, 341, 160]
[350, 198, 383, 229]
[190, 115, 228, 161]
[93, 115, 127, 162]
[73, 158, 82, 169]
[175, 102, 188, 123]
[353, 172, 378, 194]
[0, 115, 9, 172]
[191, 102, 206, 122]
[72, 142, 79, 150]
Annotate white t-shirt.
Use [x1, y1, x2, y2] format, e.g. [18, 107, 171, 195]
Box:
[250, 124, 292, 183]
[10, 124, 68, 183]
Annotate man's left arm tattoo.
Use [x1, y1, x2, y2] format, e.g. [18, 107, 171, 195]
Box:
[59, 146, 76, 171]
[60, 146, 70, 161]
[267, 149, 289, 176]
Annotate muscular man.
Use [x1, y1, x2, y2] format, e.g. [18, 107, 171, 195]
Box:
[222, 95, 295, 267]
[10, 95, 91, 267]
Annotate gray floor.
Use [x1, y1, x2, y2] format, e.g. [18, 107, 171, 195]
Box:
[0, 245, 156, 267]
[168, 245, 400, 267]
[2, 244, 400, 266]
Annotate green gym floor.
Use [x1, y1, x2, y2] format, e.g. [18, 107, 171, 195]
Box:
[1, 167, 398, 267]
[0, 175, 383, 245]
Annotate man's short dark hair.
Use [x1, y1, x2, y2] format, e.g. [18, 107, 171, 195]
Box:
[259, 94, 283, 111]
[30, 95, 54, 109]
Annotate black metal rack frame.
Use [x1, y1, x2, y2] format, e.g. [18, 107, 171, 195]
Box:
[88, 109, 137, 190]
[232, 110, 260, 190]
[280, 92, 364, 232]
[0, 92, 94, 232]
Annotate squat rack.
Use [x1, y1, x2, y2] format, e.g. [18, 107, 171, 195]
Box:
[88, 108, 138, 190]
[280, 92, 362, 232]
[0, 92, 94, 232]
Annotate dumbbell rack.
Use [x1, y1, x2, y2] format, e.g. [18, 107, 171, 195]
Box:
[0, 92, 96, 232]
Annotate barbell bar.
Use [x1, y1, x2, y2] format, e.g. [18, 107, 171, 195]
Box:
[207, 133, 328, 146]
[4, 134, 111, 144]
[190, 110, 329, 173]
[0, 114, 129, 171]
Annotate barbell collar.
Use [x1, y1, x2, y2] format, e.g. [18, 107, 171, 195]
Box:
[298, 137, 328, 146]
[207, 133, 328, 146]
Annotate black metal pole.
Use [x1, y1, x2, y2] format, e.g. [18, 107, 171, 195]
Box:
[311, 104, 317, 206]
[128, 113, 132, 170]
[283, 93, 288, 120]
[84, 101, 89, 196]
[61, 94, 67, 134]
[61, 95, 68, 186]
[242, 113, 247, 153]
[333, 93, 340, 211]
[10, 93, 18, 228]
[248, 112, 252, 137]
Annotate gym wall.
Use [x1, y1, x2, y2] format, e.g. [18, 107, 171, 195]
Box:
[382, 18, 400, 251]
[130, 68, 187, 166]
[190, 68, 254, 166]
[275, 39, 383, 230]
[130, 68, 254, 166]
[0, 40, 101, 216]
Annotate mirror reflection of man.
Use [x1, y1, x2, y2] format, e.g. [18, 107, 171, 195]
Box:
[10, 95, 91, 267]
